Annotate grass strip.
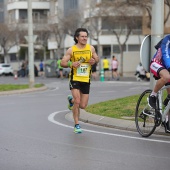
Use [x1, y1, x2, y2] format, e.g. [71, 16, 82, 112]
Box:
[85, 95, 140, 119]
[0, 84, 44, 91]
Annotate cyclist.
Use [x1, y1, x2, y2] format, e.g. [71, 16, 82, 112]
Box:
[148, 34, 170, 132]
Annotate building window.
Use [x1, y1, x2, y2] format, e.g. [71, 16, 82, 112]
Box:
[10, 53, 17, 61]
[103, 46, 111, 58]
[19, 10, 27, 20]
[102, 16, 142, 35]
[64, 0, 78, 16]
[113, 45, 120, 53]
[128, 45, 140, 51]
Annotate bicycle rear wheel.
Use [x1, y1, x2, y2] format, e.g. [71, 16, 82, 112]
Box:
[135, 89, 157, 137]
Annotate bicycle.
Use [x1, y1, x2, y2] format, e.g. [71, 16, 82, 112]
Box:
[135, 85, 170, 137]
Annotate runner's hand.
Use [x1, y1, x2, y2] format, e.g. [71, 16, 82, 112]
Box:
[72, 61, 81, 68]
[89, 58, 96, 65]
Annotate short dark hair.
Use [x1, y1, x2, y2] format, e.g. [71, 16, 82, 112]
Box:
[74, 28, 89, 44]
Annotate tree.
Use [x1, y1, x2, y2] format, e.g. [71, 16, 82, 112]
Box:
[35, 29, 50, 61]
[0, 23, 16, 63]
[49, 23, 65, 59]
[49, 8, 86, 59]
[83, 0, 109, 73]
[90, 0, 145, 75]
[13, 23, 28, 64]
[129, 0, 170, 31]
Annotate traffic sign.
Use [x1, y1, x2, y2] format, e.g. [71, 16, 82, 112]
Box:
[140, 35, 151, 72]
[24, 35, 37, 43]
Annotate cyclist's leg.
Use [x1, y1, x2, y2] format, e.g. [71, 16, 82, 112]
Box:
[150, 62, 169, 94]
[148, 62, 169, 108]
[153, 69, 170, 93]
[162, 87, 170, 133]
[162, 112, 170, 133]
[166, 111, 170, 132]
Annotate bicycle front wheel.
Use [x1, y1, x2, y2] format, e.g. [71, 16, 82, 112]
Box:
[135, 89, 157, 137]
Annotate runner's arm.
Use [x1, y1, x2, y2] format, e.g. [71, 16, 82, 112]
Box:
[89, 46, 99, 65]
[61, 48, 81, 68]
[61, 48, 72, 68]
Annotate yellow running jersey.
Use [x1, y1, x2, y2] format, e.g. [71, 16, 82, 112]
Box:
[103, 59, 109, 69]
[70, 44, 92, 83]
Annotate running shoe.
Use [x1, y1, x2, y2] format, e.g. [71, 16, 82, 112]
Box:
[67, 95, 73, 110]
[74, 124, 82, 133]
[147, 95, 156, 109]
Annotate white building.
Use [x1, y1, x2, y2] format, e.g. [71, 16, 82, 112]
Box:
[4, 0, 52, 69]
[50, 0, 145, 75]
[4, 0, 145, 75]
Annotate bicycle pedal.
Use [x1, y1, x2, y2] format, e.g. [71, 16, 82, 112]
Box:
[143, 108, 154, 116]
[139, 113, 144, 119]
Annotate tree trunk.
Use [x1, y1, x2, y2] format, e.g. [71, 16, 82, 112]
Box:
[43, 47, 47, 61]
[120, 51, 124, 76]
[4, 54, 10, 64]
[97, 41, 102, 73]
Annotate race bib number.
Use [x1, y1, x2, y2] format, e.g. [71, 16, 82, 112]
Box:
[77, 63, 90, 76]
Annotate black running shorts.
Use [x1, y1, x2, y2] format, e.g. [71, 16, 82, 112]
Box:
[69, 81, 90, 94]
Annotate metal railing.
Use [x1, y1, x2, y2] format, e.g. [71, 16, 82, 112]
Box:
[101, 29, 142, 35]
[8, 18, 48, 24]
[8, 18, 49, 31]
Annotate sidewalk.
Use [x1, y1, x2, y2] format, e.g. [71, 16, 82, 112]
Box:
[66, 109, 169, 136]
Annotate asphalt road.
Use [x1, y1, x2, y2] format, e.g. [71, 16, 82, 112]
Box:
[0, 77, 170, 170]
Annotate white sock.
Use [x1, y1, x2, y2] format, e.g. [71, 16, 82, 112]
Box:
[151, 91, 157, 96]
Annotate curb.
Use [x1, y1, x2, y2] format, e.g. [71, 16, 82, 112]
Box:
[0, 86, 48, 96]
[66, 109, 170, 136]
[79, 109, 137, 132]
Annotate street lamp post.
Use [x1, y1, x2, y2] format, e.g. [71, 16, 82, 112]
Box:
[28, 0, 35, 88]
[150, 0, 164, 88]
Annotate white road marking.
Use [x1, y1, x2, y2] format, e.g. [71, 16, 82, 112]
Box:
[48, 87, 59, 91]
[99, 117, 105, 121]
[48, 110, 170, 144]
[17, 87, 60, 97]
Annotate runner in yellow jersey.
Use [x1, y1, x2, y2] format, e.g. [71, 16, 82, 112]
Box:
[61, 28, 99, 133]
[102, 57, 110, 80]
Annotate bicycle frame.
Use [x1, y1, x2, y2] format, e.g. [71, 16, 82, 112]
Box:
[135, 86, 170, 137]
[157, 85, 170, 122]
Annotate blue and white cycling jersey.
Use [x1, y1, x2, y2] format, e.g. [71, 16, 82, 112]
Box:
[161, 35, 170, 70]
[152, 35, 170, 70]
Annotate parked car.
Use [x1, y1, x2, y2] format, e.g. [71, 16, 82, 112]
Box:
[0, 63, 13, 76]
